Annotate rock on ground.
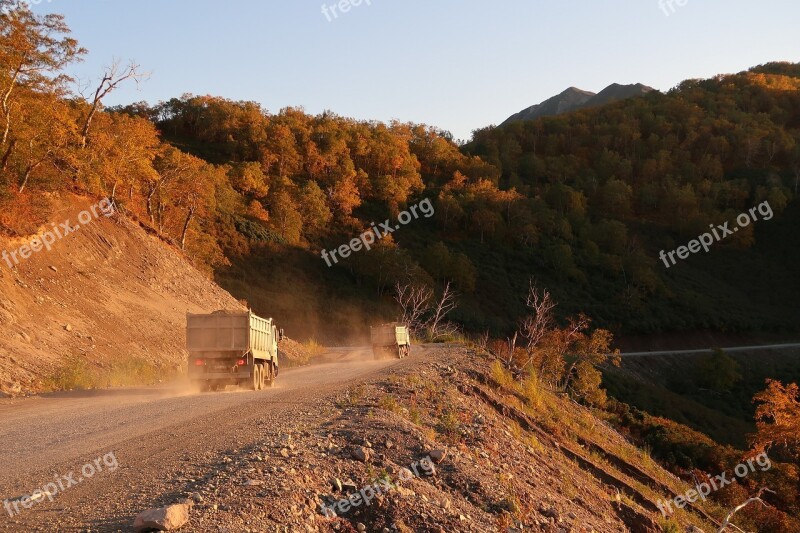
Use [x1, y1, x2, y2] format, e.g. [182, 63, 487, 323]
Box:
[133, 503, 190, 532]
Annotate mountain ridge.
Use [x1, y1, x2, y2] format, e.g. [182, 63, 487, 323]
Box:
[502, 82, 656, 125]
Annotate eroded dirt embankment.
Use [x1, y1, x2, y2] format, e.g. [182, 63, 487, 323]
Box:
[0, 193, 244, 396]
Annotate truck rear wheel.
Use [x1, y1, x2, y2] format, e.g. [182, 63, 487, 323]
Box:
[251, 365, 264, 390]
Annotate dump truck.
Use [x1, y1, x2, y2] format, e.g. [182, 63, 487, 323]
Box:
[187, 310, 283, 392]
[371, 323, 411, 359]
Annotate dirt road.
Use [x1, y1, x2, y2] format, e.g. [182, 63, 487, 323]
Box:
[619, 341, 800, 357]
[0, 347, 428, 532]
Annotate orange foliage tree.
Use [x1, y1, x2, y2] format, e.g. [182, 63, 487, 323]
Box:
[750, 380, 800, 458]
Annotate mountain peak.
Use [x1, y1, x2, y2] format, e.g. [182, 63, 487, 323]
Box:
[502, 82, 655, 125]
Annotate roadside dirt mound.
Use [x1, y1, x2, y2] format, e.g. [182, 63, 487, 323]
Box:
[278, 337, 315, 367]
[0, 193, 244, 396]
[139, 347, 715, 532]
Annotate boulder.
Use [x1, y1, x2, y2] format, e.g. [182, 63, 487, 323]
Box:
[133, 503, 189, 532]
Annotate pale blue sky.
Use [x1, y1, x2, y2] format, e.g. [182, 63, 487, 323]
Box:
[36, 0, 800, 141]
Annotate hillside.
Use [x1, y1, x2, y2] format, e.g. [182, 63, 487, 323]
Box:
[604, 346, 800, 447]
[0, 193, 244, 396]
[6, 11, 799, 340]
[108, 63, 798, 341]
[501, 83, 655, 125]
[464, 63, 800, 335]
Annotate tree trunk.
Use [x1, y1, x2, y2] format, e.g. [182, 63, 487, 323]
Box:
[146, 185, 159, 224]
[1, 108, 11, 149]
[1, 65, 22, 147]
[80, 102, 101, 149]
[110, 180, 119, 204]
[157, 201, 164, 234]
[180, 207, 195, 250]
[562, 361, 578, 392]
[18, 160, 42, 194]
[1, 139, 16, 170]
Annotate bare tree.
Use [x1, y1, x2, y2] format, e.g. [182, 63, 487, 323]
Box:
[427, 281, 459, 340]
[394, 282, 433, 333]
[80, 59, 148, 148]
[717, 488, 774, 533]
[394, 281, 459, 339]
[519, 281, 556, 368]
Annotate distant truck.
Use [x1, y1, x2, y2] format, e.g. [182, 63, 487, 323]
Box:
[187, 311, 283, 392]
[371, 323, 411, 359]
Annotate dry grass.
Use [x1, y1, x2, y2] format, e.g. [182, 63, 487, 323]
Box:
[302, 338, 326, 358]
[44, 356, 167, 391]
[378, 394, 401, 413]
[490, 359, 515, 389]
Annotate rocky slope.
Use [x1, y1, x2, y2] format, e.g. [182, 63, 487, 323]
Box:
[121, 347, 719, 533]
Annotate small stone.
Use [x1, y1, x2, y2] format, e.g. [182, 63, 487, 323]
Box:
[357, 524, 366, 532]
[64, 324, 73, 332]
[280, 448, 290, 458]
[540, 506, 558, 519]
[428, 449, 447, 464]
[396, 486, 415, 498]
[351, 446, 370, 463]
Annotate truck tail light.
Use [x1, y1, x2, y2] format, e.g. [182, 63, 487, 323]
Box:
[237, 359, 246, 366]
[194, 359, 205, 366]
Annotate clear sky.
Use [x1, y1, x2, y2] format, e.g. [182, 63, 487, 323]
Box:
[35, 0, 800, 141]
